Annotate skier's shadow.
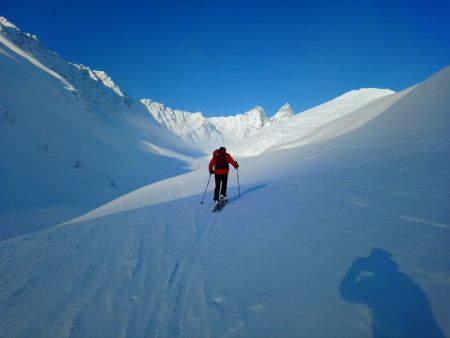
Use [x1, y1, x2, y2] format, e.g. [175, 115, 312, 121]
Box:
[228, 183, 267, 204]
[340, 248, 445, 338]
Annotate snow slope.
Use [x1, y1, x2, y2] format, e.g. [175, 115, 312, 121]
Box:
[0, 17, 200, 239]
[1, 63, 449, 338]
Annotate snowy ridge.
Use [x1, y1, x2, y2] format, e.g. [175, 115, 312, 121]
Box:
[143, 88, 394, 156]
[0, 16, 17, 29]
[141, 99, 224, 145]
[209, 106, 268, 137]
[74, 64, 124, 97]
[142, 101, 296, 151]
[0, 17, 130, 116]
[230, 88, 395, 156]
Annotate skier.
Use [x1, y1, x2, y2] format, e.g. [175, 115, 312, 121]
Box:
[209, 146, 239, 205]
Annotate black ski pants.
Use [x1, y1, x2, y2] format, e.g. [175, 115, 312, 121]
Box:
[214, 174, 228, 200]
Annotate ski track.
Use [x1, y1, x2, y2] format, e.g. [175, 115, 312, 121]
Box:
[149, 204, 218, 338]
[0, 196, 222, 338]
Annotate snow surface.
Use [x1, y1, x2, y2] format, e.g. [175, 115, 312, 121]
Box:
[1, 16, 449, 338]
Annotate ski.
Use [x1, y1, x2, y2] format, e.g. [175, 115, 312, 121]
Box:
[212, 200, 227, 212]
[213, 203, 224, 212]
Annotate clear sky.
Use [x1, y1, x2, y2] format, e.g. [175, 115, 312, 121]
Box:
[3, 0, 450, 117]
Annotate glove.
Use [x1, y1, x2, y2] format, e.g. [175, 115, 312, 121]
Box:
[210, 170, 215, 174]
[236, 162, 239, 169]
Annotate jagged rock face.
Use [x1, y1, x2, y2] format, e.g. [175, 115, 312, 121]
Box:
[209, 106, 269, 138]
[141, 102, 297, 149]
[141, 100, 224, 144]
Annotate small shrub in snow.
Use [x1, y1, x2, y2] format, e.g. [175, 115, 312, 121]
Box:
[73, 160, 82, 169]
[39, 144, 49, 153]
[2, 110, 16, 126]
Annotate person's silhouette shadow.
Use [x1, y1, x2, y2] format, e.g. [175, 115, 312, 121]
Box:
[340, 248, 445, 338]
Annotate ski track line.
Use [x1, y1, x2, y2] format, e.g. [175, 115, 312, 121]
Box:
[0, 199, 218, 338]
[149, 206, 218, 338]
[166, 209, 217, 338]
[177, 210, 216, 338]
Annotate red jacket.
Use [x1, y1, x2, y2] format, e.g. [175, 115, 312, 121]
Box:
[209, 150, 238, 175]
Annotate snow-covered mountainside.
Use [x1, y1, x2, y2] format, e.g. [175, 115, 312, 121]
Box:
[230, 88, 396, 156]
[142, 100, 295, 151]
[143, 89, 395, 156]
[141, 99, 224, 146]
[0, 17, 200, 239]
[1, 64, 449, 338]
[208, 105, 289, 137]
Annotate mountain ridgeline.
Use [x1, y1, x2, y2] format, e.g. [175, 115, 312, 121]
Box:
[140, 100, 295, 147]
[141, 89, 396, 154]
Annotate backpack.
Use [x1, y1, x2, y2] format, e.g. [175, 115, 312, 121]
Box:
[213, 149, 229, 169]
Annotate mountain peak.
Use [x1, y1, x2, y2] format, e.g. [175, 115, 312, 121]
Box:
[0, 17, 18, 30]
[279, 102, 292, 110]
[244, 106, 267, 119]
[270, 103, 294, 123]
[0, 16, 39, 41]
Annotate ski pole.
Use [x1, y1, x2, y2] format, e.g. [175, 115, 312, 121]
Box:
[200, 174, 212, 205]
[237, 168, 241, 201]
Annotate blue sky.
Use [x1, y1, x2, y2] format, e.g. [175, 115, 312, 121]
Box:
[3, 0, 450, 117]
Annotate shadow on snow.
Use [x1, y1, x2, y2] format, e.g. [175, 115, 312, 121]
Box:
[228, 183, 267, 204]
[340, 248, 444, 338]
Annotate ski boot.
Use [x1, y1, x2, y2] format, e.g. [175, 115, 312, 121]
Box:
[219, 194, 226, 205]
